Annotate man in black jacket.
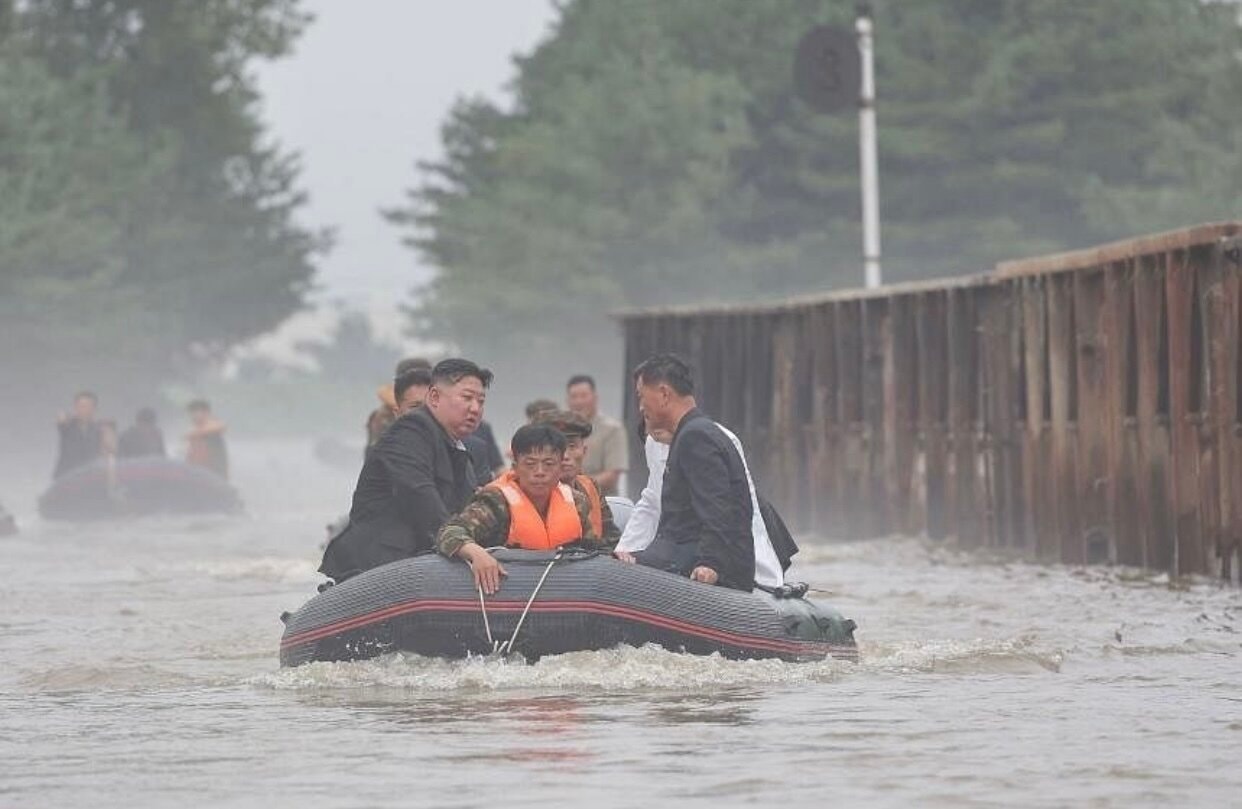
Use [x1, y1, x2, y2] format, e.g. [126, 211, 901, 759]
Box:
[53, 391, 103, 479]
[631, 354, 756, 591]
[319, 358, 493, 581]
[118, 407, 166, 458]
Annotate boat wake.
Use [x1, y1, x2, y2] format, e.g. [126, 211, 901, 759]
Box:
[253, 631, 1070, 694]
[254, 644, 854, 693]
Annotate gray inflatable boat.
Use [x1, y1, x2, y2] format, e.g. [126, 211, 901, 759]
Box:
[279, 547, 857, 666]
[38, 458, 242, 520]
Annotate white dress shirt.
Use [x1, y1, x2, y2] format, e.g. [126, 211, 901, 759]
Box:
[715, 424, 784, 588]
[616, 436, 667, 553]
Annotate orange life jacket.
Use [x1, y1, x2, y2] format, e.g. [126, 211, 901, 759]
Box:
[486, 471, 582, 550]
[575, 474, 604, 537]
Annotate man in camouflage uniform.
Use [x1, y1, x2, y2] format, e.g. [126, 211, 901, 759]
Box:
[437, 424, 610, 593]
[535, 410, 621, 544]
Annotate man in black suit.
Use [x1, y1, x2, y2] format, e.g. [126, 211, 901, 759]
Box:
[319, 358, 492, 581]
[630, 354, 756, 592]
[53, 391, 103, 479]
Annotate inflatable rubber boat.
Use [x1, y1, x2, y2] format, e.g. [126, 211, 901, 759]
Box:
[279, 548, 857, 666]
[38, 457, 243, 520]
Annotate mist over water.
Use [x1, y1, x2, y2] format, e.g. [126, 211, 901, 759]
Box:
[1, 438, 1239, 807]
[5, 1, 1241, 805]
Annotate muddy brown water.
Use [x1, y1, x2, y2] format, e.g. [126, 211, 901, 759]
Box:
[1, 439, 1239, 807]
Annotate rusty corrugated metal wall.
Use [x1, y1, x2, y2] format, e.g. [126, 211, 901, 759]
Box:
[620, 222, 1242, 580]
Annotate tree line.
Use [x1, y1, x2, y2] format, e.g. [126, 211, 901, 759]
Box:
[394, 0, 1242, 392]
[0, 0, 326, 417]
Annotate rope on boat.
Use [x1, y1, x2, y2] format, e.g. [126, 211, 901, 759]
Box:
[476, 577, 499, 654]
[499, 549, 563, 658]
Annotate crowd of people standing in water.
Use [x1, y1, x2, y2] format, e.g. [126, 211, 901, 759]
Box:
[51, 391, 231, 481]
[321, 354, 798, 595]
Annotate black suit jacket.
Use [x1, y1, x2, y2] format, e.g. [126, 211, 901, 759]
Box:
[320, 405, 476, 579]
[54, 420, 102, 479]
[655, 408, 756, 591]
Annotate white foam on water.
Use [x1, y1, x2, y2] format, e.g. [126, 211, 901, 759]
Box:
[251, 630, 1080, 695]
[18, 662, 200, 694]
[252, 644, 856, 693]
[860, 634, 1066, 674]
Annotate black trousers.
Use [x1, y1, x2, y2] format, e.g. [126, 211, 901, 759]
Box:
[635, 535, 753, 592]
[635, 535, 698, 577]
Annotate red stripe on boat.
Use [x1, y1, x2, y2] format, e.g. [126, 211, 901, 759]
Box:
[280, 597, 855, 658]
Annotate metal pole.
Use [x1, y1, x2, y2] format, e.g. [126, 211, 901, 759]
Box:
[857, 6, 882, 288]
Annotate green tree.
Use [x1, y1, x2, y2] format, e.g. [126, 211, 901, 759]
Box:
[296, 310, 402, 387]
[0, 0, 327, 427]
[0, 43, 173, 379]
[394, 0, 1242, 391]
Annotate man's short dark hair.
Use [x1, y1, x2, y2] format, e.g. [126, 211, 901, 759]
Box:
[394, 367, 433, 402]
[136, 407, 158, 425]
[431, 358, 493, 389]
[186, 399, 212, 412]
[511, 423, 567, 458]
[395, 357, 433, 377]
[566, 374, 595, 391]
[632, 353, 695, 396]
[74, 391, 98, 404]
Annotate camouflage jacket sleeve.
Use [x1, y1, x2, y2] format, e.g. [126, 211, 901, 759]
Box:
[597, 493, 620, 547]
[567, 477, 617, 548]
[435, 488, 511, 557]
[571, 488, 610, 549]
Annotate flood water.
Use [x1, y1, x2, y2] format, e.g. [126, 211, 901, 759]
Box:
[2, 439, 1239, 808]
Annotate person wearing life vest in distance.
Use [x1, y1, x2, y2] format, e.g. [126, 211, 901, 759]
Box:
[436, 424, 607, 594]
[533, 410, 621, 545]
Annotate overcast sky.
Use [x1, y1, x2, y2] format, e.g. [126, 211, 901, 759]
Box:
[253, 0, 556, 347]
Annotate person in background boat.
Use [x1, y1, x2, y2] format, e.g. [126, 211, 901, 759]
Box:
[436, 424, 606, 594]
[97, 418, 122, 498]
[566, 374, 628, 496]
[53, 391, 103, 479]
[367, 357, 432, 447]
[533, 410, 621, 543]
[320, 359, 490, 581]
[394, 366, 432, 415]
[525, 398, 559, 423]
[614, 416, 673, 555]
[185, 400, 229, 480]
[99, 419, 119, 459]
[118, 408, 167, 459]
[628, 353, 777, 592]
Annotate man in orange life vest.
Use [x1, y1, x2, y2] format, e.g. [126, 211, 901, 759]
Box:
[435, 423, 610, 593]
[534, 410, 621, 544]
